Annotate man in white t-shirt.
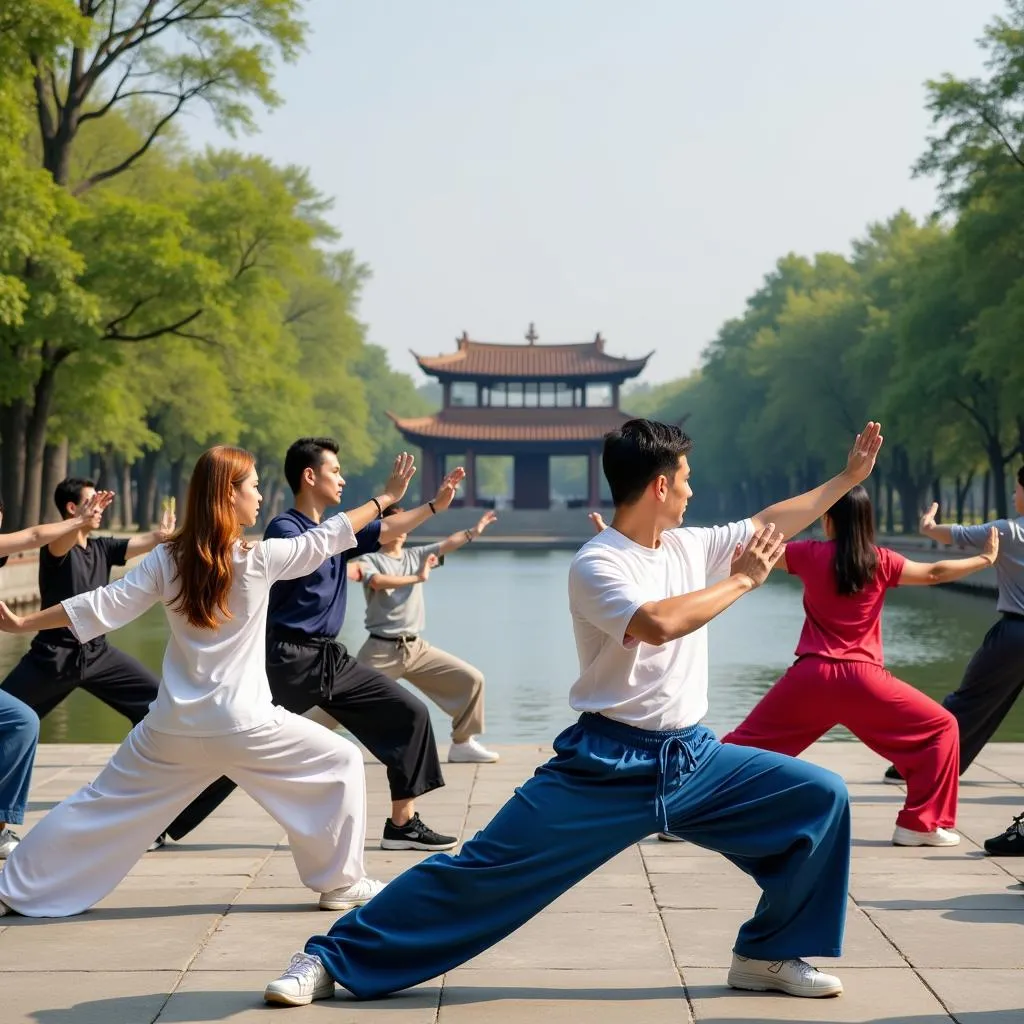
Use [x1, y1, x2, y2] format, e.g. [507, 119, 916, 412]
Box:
[266, 417, 884, 1008]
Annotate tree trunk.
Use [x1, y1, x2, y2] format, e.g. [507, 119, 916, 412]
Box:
[39, 438, 69, 523]
[984, 442, 1008, 519]
[885, 479, 895, 535]
[169, 457, 186, 516]
[872, 473, 883, 530]
[983, 471, 991, 522]
[931, 477, 941, 515]
[94, 450, 111, 491]
[0, 401, 28, 528]
[19, 362, 60, 528]
[136, 450, 160, 531]
[954, 472, 973, 523]
[115, 455, 134, 529]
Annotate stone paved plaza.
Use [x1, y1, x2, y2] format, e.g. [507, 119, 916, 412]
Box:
[1, 741, 1022, 1024]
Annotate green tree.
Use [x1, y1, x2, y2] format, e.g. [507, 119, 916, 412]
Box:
[2, 0, 306, 527]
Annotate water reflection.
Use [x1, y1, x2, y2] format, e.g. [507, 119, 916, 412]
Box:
[0, 549, 1013, 746]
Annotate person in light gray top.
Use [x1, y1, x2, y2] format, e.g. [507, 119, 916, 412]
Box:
[883, 465, 1024, 820]
[354, 506, 499, 764]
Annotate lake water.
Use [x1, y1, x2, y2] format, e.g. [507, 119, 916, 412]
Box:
[0, 549, 1013, 746]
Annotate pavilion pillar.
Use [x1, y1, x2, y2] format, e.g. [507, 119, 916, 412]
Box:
[420, 446, 439, 502]
[587, 448, 602, 507]
[513, 453, 551, 509]
[464, 449, 477, 507]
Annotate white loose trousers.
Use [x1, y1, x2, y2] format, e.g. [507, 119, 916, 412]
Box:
[0, 707, 367, 917]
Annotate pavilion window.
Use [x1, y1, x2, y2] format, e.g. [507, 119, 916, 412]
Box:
[489, 382, 507, 407]
[555, 383, 573, 407]
[523, 382, 540, 407]
[507, 381, 524, 408]
[585, 382, 613, 407]
[451, 381, 478, 407]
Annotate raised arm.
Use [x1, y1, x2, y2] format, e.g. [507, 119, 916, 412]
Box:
[437, 510, 497, 555]
[899, 528, 998, 586]
[626, 526, 784, 646]
[0, 551, 163, 640]
[262, 513, 360, 582]
[125, 504, 176, 558]
[379, 467, 466, 542]
[750, 422, 883, 540]
[918, 502, 955, 546]
[0, 490, 114, 558]
[366, 555, 438, 592]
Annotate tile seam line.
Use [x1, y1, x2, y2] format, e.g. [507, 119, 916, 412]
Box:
[150, 835, 280, 1022]
[851, 894, 958, 1022]
[642, 842, 697, 1023]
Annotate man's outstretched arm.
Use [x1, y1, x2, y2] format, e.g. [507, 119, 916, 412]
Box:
[750, 422, 883, 540]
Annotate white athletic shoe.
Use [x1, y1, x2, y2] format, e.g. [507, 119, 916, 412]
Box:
[448, 737, 500, 763]
[727, 953, 843, 998]
[892, 825, 960, 847]
[319, 877, 386, 911]
[0, 827, 21, 858]
[264, 951, 335, 1006]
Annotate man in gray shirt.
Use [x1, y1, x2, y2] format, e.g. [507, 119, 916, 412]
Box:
[884, 466, 1024, 855]
[354, 506, 499, 764]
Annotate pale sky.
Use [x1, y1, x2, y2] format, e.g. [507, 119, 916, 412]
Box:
[184, 0, 1002, 384]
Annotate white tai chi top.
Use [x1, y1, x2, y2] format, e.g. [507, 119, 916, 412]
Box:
[568, 521, 753, 731]
[62, 513, 357, 736]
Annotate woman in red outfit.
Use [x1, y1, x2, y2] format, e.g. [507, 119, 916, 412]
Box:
[723, 485, 998, 848]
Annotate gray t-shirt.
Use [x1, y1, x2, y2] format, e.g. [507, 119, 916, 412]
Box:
[950, 517, 1024, 615]
[360, 542, 444, 637]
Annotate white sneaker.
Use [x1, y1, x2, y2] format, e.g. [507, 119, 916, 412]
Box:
[0, 827, 21, 858]
[728, 953, 843, 998]
[892, 825, 960, 847]
[448, 737, 500, 763]
[264, 951, 335, 1006]
[319, 877, 386, 911]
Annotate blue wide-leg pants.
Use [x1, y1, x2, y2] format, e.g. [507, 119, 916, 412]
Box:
[306, 713, 851, 999]
[0, 689, 39, 826]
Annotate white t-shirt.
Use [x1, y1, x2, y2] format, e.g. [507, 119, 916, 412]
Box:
[568, 520, 753, 731]
[62, 513, 358, 736]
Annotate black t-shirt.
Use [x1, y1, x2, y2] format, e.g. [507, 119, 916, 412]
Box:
[37, 535, 130, 645]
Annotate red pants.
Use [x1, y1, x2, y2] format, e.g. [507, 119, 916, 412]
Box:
[722, 657, 959, 833]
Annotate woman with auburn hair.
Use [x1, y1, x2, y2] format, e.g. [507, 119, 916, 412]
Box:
[722, 484, 998, 847]
[0, 445, 416, 918]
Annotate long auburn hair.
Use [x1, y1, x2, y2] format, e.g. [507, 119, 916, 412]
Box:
[826, 484, 878, 596]
[167, 445, 255, 630]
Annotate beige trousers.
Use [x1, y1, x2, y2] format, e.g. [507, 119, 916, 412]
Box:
[356, 636, 485, 743]
[0, 708, 367, 917]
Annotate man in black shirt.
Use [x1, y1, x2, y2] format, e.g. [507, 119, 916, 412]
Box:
[1, 479, 174, 812]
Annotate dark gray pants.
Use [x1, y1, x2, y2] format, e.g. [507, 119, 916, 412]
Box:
[943, 613, 1024, 772]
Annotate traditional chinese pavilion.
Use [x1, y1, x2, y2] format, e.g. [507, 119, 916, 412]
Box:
[389, 325, 652, 509]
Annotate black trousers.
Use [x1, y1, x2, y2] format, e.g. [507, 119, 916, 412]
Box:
[1, 638, 158, 725]
[943, 613, 1024, 772]
[165, 634, 446, 840]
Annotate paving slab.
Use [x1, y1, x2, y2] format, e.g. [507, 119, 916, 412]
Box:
[0, 741, 1022, 1024]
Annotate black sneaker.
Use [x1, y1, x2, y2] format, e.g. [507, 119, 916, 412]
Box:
[380, 813, 457, 851]
[883, 765, 904, 785]
[984, 812, 1024, 856]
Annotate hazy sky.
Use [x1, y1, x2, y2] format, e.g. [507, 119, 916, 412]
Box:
[185, 0, 1002, 384]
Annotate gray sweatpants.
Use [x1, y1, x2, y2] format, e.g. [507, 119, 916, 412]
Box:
[943, 614, 1024, 772]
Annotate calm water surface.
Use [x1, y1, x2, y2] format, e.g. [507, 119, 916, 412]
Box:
[0, 549, 1013, 746]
